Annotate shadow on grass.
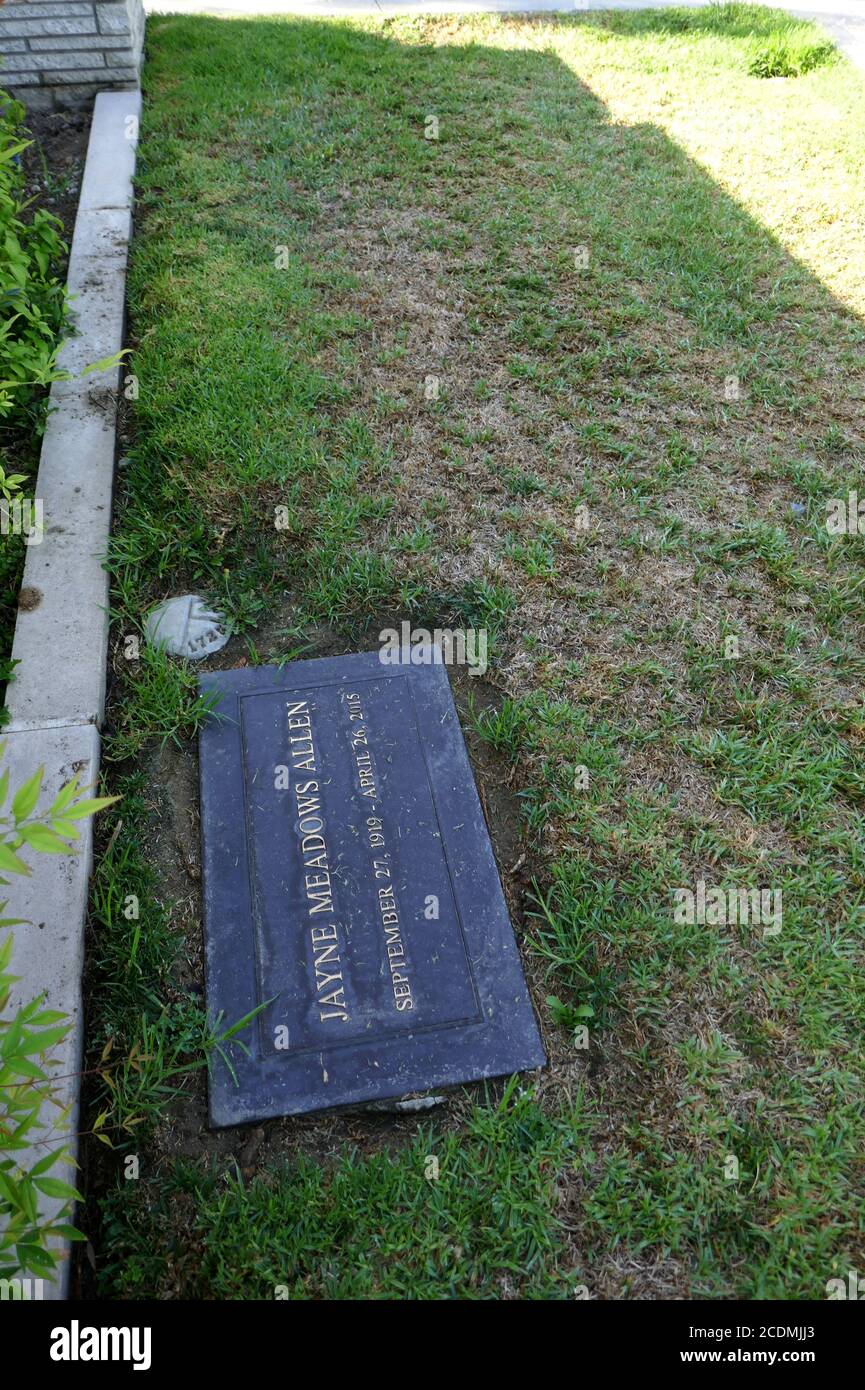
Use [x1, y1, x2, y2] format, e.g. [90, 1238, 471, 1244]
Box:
[124, 10, 863, 595]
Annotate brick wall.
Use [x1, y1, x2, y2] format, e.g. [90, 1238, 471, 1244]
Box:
[0, 0, 145, 109]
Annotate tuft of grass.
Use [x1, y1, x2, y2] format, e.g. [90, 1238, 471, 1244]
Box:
[88, 774, 178, 1032]
[467, 694, 535, 758]
[748, 34, 835, 79]
[104, 643, 220, 763]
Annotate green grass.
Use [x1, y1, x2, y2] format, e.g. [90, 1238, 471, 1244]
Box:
[103, 643, 220, 763]
[98, 1081, 587, 1299]
[89, 7, 865, 1300]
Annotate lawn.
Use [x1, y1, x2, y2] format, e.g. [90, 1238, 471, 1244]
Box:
[86, 6, 865, 1300]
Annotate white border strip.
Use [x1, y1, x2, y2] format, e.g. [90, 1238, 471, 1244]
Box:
[6, 89, 141, 733]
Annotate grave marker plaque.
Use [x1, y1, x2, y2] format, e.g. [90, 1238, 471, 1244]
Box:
[199, 652, 545, 1125]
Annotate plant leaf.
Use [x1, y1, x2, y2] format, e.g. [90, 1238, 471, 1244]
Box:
[11, 768, 43, 822]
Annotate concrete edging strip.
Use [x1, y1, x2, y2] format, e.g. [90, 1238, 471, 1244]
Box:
[2, 89, 141, 1299]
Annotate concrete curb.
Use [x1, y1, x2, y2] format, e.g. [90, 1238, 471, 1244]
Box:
[2, 89, 141, 1299]
[7, 90, 140, 731]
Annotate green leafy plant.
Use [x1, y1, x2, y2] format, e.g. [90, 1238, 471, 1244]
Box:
[0, 92, 68, 428]
[0, 464, 27, 504]
[547, 995, 594, 1034]
[0, 746, 116, 1281]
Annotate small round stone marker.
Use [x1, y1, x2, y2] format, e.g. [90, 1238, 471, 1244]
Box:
[144, 594, 229, 659]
